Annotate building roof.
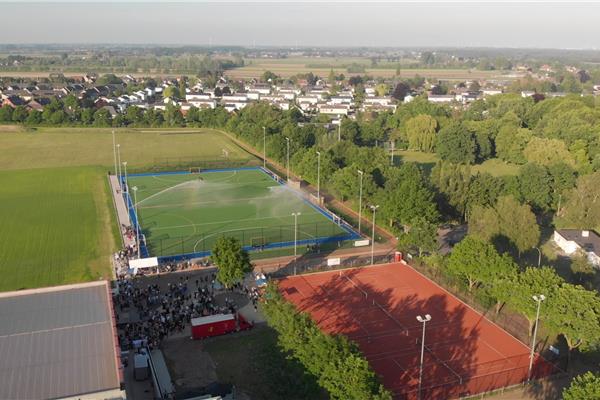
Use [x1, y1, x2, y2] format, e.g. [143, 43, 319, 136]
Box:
[556, 229, 600, 255]
[0, 281, 122, 400]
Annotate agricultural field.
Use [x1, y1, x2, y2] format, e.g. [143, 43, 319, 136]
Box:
[128, 168, 352, 257]
[0, 127, 254, 291]
[226, 57, 513, 80]
[0, 166, 116, 291]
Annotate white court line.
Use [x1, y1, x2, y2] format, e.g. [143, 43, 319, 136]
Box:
[150, 212, 322, 230]
[139, 193, 311, 210]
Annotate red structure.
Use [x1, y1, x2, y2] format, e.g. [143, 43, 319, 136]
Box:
[279, 263, 560, 400]
[191, 313, 253, 339]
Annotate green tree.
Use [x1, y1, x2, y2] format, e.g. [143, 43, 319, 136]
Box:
[518, 163, 553, 211]
[163, 85, 180, 100]
[495, 196, 540, 256]
[545, 283, 600, 367]
[507, 266, 562, 336]
[446, 236, 502, 291]
[404, 114, 437, 152]
[25, 110, 42, 125]
[563, 372, 600, 400]
[495, 126, 531, 164]
[212, 237, 252, 288]
[398, 217, 438, 257]
[559, 171, 600, 229]
[93, 108, 112, 127]
[523, 137, 576, 168]
[436, 122, 476, 164]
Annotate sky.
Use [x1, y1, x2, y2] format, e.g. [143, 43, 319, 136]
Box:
[1, 1, 600, 49]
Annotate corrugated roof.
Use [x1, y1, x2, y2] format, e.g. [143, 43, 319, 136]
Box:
[0, 281, 121, 399]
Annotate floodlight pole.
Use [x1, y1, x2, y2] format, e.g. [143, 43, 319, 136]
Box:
[292, 212, 301, 275]
[390, 140, 395, 166]
[533, 247, 541, 267]
[370, 205, 379, 265]
[263, 126, 266, 168]
[338, 122, 341, 141]
[117, 144, 122, 188]
[112, 130, 117, 177]
[529, 294, 546, 381]
[285, 136, 290, 182]
[357, 170, 364, 234]
[316, 150, 321, 202]
[133, 186, 140, 259]
[123, 161, 128, 193]
[416, 314, 432, 400]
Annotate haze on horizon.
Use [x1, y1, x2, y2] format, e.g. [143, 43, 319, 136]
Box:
[1, 1, 599, 50]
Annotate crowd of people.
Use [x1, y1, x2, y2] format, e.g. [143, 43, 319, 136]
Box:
[114, 273, 260, 351]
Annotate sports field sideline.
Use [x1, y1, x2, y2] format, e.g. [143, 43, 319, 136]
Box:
[126, 167, 357, 258]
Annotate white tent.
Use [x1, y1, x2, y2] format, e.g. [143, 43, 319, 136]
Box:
[129, 257, 159, 274]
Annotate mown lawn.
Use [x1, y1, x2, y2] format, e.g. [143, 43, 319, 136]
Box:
[0, 167, 117, 291]
[394, 150, 521, 177]
[0, 127, 253, 291]
[0, 127, 252, 170]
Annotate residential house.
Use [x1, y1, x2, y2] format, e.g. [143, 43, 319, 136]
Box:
[554, 229, 600, 266]
[317, 103, 350, 116]
[427, 94, 455, 104]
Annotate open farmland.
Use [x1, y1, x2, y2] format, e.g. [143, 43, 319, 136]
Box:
[225, 57, 515, 80]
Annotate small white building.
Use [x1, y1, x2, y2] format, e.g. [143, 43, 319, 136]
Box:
[364, 96, 394, 106]
[317, 103, 350, 116]
[554, 229, 600, 266]
[482, 88, 503, 96]
[427, 94, 455, 104]
[222, 94, 249, 103]
[186, 93, 212, 102]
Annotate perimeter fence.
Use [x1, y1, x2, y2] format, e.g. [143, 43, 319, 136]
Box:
[148, 220, 355, 259]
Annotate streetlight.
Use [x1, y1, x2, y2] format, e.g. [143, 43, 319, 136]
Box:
[338, 122, 341, 141]
[370, 205, 379, 265]
[316, 150, 321, 202]
[262, 126, 266, 168]
[116, 144, 122, 188]
[122, 161, 128, 193]
[112, 130, 117, 178]
[529, 294, 546, 381]
[416, 314, 432, 400]
[132, 186, 140, 259]
[357, 170, 364, 234]
[285, 136, 290, 182]
[390, 140, 395, 166]
[292, 212, 301, 275]
[535, 247, 542, 267]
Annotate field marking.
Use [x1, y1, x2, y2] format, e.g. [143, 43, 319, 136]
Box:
[191, 225, 318, 252]
[138, 193, 310, 210]
[150, 211, 323, 230]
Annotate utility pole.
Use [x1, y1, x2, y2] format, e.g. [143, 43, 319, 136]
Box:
[370, 205, 379, 265]
[316, 151, 321, 202]
[529, 295, 546, 381]
[263, 126, 266, 168]
[357, 170, 364, 234]
[285, 137, 290, 181]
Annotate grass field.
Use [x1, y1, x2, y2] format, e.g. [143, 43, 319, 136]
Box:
[0, 167, 116, 291]
[0, 127, 252, 170]
[394, 150, 522, 177]
[0, 126, 254, 291]
[128, 168, 352, 257]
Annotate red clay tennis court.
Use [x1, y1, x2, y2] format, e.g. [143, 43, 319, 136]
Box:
[278, 262, 558, 399]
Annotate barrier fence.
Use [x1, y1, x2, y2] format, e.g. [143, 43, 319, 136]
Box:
[148, 220, 355, 259]
[126, 158, 260, 174]
[395, 352, 562, 400]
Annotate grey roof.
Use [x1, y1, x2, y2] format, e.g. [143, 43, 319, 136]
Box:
[0, 281, 121, 399]
[557, 229, 600, 255]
